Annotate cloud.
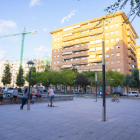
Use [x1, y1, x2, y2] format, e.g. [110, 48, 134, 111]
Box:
[34, 46, 51, 57]
[43, 28, 49, 31]
[61, 10, 77, 24]
[29, 0, 42, 7]
[0, 20, 17, 35]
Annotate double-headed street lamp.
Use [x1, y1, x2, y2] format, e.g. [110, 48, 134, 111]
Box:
[27, 60, 34, 111]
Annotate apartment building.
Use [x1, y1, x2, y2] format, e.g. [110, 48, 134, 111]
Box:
[137, 45, 140, 69]
[50, 11, 138, 74]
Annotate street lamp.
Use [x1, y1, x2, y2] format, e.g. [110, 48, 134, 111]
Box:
[111, 79, 114, 95]
[95, 72, 97, 102]
[74, 80, 76, 94]
[27, 60, 34, 111]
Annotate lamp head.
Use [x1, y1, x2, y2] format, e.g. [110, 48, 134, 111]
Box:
[27, 61, 34, 70]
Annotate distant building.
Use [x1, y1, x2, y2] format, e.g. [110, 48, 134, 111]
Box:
[50, 11, 138, 74]
[0, 56, 51, 87]
[136, 45, 140, 69]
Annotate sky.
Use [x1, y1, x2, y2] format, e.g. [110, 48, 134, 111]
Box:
[0, 0, 140, 62]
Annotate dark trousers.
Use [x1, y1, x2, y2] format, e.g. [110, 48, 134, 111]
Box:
[21, 98, 27, 108]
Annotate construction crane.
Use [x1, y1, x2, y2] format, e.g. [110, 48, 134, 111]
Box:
[0, 26, 36, 65]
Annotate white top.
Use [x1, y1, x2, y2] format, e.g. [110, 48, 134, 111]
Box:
[48, 89, 54, 96]
[13, 90, 18, 96]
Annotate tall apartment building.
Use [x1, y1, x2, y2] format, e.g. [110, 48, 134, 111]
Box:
[50, 11, 138, 74]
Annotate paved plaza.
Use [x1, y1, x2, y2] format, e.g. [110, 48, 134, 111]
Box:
[0, 97, 140, 140]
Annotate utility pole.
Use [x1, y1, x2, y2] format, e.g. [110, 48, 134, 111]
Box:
[95, 72, 97, 102]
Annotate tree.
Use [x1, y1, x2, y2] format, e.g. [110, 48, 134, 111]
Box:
[122, 73, 131, 94]
[16, 66, 25, 87]
[1, 64, 12, 86]
[31, 67, 36, 72]
[105, 0, 140, 22]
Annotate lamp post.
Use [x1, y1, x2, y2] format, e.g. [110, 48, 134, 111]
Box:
[102, 40, 106, 121]
[111, 79, 114, 95]
[95, 72, 97, 102]
[27, 60, 34, 111]
[74, 80, 76, 94]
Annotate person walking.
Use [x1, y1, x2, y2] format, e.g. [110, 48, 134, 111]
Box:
[20, 88, 29, 110]
[0, 88, 4, 105]
[48, 86, 54, 107]
[12, 87, 18, 104]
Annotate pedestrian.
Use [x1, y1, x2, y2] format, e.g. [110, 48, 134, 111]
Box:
[0, 88, 4, 105]
[12, 87, 18, 104]
[20, 88, 29, 110]
[48, 86, 54, 107]
[35, 88, 42, 101]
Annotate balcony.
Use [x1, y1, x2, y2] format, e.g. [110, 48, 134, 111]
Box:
[95, 50, 102, 55]
[127, 37, 135, 46]
[128, 65, 133, 70]
[88, 57, 102, 63]
[128, 51, 136, 59]
[62, 45, 88, 53]
[62, 30, 103, 42]
[62, 59, 88, 65]
[79, 65, 102, 70]
[62, 23, 103, 35]
[62, 52, 89, 59]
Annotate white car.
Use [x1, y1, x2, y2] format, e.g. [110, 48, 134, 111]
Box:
[3, 87, 14, 94]
[125, 91, 139, 97]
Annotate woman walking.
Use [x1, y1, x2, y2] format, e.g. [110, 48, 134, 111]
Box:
[0, 88, 4, 105]
[20, 88, 29, 110]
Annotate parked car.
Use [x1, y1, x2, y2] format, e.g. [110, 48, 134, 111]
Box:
[3, 87, 14, 94]
[112, 92, 123, 96]
[17, 88, 22, 93]
[126, 91, 139, 97]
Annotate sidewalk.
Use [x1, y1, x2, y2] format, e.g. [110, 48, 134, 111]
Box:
[0, 98, 140, 140]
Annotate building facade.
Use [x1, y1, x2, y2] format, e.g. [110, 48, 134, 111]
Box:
[136, 45, 140, 70]
[50, 11, 138, 74]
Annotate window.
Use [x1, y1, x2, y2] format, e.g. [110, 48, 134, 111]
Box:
[106, 54, 109, 57]
[58, 44, 60, 46]
[57, 67, 59, 70]
[111, 39, 114, 42]
[99, 55, 102, 58]
[54, 38, 56, 41]
[112, 69, 115, 71]
[110, 18, 113, 21]
[117, 53, 120, 56]
[75, 39, 79, 41]
[58, 38, 60, 40]
[106, 62, 109, 65]
[57, 49, 59, 52]
[75, 52, 79, 54]
[110, 32, 113, 35]
[117, 60, 120, 64]
[58, 32, 60, 35]
[116, 31, 119, 34]
[96, 47, 102, 50]
[115, 24, 118, 27]
[54, 50, 56, 52]
[117, 68, 120, 72]
[111, 46, 114, 49]
[105, 20, 108, 22]
[116, 38, 119, 41]
[57, 55, 59, 57]
[106, 47, 109, 50]
[116, 45, 120, 49]
[81, 51, 84, 53]
[54, 55, 56, 58]
[115, 17, 118, 20]
[87, 64, 89, 66]
[105, 26, 108, 29]
[54, 67, 55, 70]
[105, 33, 108, 36]
[57, 61, 59, 63]
[110, 25, 113, 28]
[106, 40, 109, 43]
[54, 62, 56, 64]
[111, 54, 114, 57]
[55, 44, 56, 46]
[75, 65, 79, 67]
[111, 61, 115, 64]
[75, 45, 79, 47]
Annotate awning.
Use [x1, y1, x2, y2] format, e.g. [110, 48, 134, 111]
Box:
[61, 64, 72, 68]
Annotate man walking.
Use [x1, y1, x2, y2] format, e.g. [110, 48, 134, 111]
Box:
[48, 86, 54, 107]
[12, 87, 18, 104]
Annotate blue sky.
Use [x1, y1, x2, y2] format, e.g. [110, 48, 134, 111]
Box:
[0, 0, 139, 61]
